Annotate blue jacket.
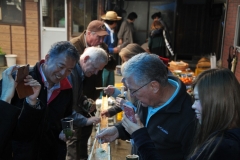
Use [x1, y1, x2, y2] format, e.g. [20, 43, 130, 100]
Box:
[104, 25, 117, 54]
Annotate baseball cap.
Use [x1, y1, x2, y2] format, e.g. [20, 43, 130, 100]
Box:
[87, 20, 108, 36]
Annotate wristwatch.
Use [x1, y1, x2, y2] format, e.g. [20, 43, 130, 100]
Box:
[26, 97, 41, 109]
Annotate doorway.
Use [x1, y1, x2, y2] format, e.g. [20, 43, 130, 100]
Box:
[118, 0, 176, 46]
[40, 0, 67, 59]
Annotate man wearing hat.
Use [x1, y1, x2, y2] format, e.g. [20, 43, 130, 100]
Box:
[101, 11, 123, 96]
[69, 20, 117, 160]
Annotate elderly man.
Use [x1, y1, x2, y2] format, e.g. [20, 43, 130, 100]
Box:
[0, 41, 79, 159]
[97, 53, 196, 160]
[69, 20, 117, 160]
[71, 20, 117, 100]
[66, 47, 108, 160]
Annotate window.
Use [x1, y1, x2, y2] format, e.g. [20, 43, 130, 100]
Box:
[0, 0, 24, 25]
[42, 0, 65, 28]
[71, 0, 98, 35]
[234, 5, 240, 48]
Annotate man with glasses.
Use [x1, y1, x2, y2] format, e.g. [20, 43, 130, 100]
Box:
[97, 53, 196, 160]
[69, 20, 116, 160]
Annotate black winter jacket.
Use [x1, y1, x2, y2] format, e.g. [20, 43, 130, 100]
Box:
[116, 76, 196, 160]
[3, 61, 73, 160]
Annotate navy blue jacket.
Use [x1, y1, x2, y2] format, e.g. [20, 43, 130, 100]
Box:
[116, 76, 196, 160]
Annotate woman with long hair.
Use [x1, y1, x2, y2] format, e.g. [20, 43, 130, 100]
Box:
[189, 68, 240, 159]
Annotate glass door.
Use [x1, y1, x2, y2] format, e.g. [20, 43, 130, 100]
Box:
[40, 0, 67, 59]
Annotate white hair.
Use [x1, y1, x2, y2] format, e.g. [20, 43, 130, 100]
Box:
[82, 47, 108, 65]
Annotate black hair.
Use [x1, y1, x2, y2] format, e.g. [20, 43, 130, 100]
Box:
[104, 20, 117, 25]
[127, 12, 138, 21]
[151, 12, 161, 19]
[48, 41, 79, 62]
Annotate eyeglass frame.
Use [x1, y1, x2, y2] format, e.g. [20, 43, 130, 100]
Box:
[129, 81, 152, 96]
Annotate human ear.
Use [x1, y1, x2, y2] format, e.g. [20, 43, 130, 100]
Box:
[150, 81, 160, 93]
[83, 55, 90, 62]
[45, 54, 50, 63]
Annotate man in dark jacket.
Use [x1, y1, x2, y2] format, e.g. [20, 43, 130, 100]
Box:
[0, 41, 79, 159]
[66, 47, 108, 160]
[69, 20, 116, 160]
[97, 53, 196, 160]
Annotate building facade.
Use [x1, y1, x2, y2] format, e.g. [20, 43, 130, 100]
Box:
[0, 0, 239, 81]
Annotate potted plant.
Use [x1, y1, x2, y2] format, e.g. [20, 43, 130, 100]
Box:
[0, 47, 6, 67]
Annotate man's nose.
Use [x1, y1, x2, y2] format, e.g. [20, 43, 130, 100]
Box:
[60, 68, 68, 76]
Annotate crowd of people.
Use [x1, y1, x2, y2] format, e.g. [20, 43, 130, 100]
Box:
[0, 10, 240, 160]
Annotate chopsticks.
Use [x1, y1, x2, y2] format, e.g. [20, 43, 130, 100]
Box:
[95, 87, 107, 90]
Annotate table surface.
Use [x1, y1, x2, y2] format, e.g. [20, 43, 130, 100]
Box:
[88, 96, 111, 160]
[88, 96, 131, 160]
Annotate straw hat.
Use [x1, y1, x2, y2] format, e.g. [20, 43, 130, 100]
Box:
[101, 11, 122, 21]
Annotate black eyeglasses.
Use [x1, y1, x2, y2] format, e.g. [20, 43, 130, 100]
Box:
[130, 81, 152, 96]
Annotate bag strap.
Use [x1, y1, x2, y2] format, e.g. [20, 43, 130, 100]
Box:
[163, 30, 174, 56]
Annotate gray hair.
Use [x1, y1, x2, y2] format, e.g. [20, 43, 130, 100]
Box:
[122, 53, 168, 86]
[82, 47, 108, 65]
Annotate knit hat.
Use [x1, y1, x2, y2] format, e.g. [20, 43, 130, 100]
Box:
[87, 20, 108, 36]
[101, 11, 122, 21]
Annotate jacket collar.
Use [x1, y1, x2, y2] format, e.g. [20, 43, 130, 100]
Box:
[142, 76, 190, 114]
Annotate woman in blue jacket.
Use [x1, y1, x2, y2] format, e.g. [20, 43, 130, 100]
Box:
[122, 68, 240, 160]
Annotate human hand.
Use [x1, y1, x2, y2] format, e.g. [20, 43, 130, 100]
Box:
[59, 130, 75, 142]
[101, 110, 110, 117]
[0, 65, 18, 103]
[118, 39, 123, 45]
[119, 42, 129, 51]
[122, 114, 144, 135]
[25, 75, 41, 105]
[116, 97, 126, 108]
[103, 85, 115, 96]
[86, 116, 101, 126]
[96, 126, 119, 143]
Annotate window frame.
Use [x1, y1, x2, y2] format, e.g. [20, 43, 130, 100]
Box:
[71, 0, 98, 37]
[234, 5, 240, 49]
[0, 0, 25, 26]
